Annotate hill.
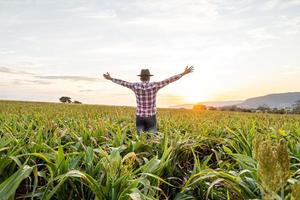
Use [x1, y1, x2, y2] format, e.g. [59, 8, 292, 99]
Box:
[238, 92, 300, 108]
[171, 92, 300, 109]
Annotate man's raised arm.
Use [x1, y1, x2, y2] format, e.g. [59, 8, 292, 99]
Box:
[103, 72, 135, 90]
[155, 66, 194, 90]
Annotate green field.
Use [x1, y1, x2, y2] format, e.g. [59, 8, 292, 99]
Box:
[1, 100, 300, 200]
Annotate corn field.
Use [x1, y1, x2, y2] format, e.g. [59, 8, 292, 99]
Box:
[1, 100, 300, 200]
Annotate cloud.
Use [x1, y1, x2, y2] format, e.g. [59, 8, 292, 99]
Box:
[0, 66, 35, 75]
[246, 27, 278, 42]
[259, 0, 280, 10]
[0, 67, 13, 73]
[259, 0, 300, 10]
[275, 15, 300, 35]
[82, 10, 117, 19]
[35, 75, 100, 82]
[0, 67, 103, 84]
[79, 89, 94, 92]
[62, 4, 117, 20]
[13, 79, 51, 85]
[26, 80, 52, 85]
[0, 50, 16, 55]
[0, 82, 9, 86]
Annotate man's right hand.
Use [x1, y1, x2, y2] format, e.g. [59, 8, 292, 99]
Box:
[103, 72, 112, 80]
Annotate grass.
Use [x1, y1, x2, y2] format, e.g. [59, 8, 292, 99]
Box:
[0, 100, 300, 199]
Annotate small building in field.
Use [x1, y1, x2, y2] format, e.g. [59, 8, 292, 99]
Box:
[193, 104, 206, 111]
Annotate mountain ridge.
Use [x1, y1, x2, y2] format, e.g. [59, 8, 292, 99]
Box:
[170, 92, 300, 109]
[238, 92, 300, 108]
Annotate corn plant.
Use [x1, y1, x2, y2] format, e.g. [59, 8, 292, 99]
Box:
[0, 100, 300, 199]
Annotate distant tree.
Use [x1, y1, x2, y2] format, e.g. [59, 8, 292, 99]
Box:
[293, 100, 300, 114]
[193, 104, 206, 111]
[240, 108, 253, 113]
[59, 96, 72, 103]
[73, 100, 82, 104]
[272, 108, 286, 114]
[278, 108, 286, 114]
[219, 105, 237, 111]
[207, 106, 216, 111]
[257, 105, 270, 113]
[228, 105, 238, 111]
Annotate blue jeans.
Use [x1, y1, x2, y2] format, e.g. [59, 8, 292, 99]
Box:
[136, 115, 157, 134]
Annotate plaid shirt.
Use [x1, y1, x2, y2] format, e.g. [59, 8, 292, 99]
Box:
[112, 74, 183, 117]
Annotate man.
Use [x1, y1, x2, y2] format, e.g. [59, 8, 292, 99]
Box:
[103, 66, 194, 134]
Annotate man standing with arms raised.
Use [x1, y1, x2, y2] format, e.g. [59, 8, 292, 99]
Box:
[103, 66, 194, 134]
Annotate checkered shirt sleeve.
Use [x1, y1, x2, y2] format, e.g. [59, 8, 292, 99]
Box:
[111, 78, 135, 90]
[155, 74, 183, 90]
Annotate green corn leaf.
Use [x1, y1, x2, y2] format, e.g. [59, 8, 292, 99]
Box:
[0, 165, 32, 199]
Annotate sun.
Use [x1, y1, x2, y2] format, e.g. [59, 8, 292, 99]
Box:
[168, 75, 214, 104]
[183, 91, 209, 104]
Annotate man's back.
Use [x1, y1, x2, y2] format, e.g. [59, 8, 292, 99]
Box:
[112, 74, 183, 117]
[132, 81, 159, 117]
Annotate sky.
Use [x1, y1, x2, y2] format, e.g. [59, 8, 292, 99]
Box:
[0, 0, 300, 107]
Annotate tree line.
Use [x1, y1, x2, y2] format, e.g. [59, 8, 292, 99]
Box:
[193, 100, 300, 114]
[59, 96, 82, 104]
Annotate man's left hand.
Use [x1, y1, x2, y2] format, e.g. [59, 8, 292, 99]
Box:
[182, 65, 194, 75]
